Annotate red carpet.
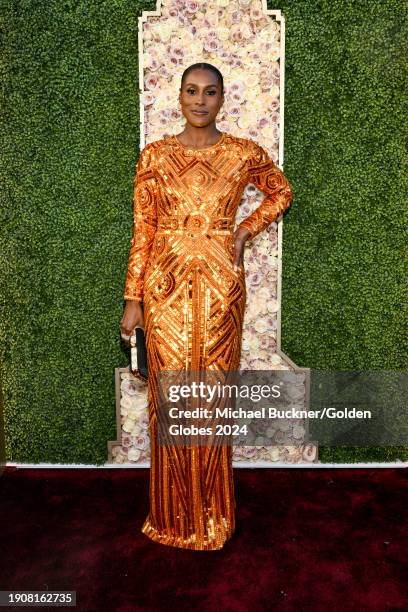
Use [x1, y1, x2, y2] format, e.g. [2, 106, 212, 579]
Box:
[1, 467, 407, 611]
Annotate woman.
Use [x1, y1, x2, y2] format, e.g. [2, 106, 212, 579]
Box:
[120, 62, 293, 550]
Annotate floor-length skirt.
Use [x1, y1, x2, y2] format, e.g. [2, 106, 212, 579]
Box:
[141, 235, 246, 550]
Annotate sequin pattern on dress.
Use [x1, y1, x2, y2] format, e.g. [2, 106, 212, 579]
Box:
[124, 133, 293, 550]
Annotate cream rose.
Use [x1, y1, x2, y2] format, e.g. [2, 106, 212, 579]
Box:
[128, 448, 142, 462]
[292, 424, 306, 439]
[155, 24, 172, 42]
[120, 395, 133, 411]
[247, 335, 260, 351]
[266, 299, 279, 314]
[270, 354, 283, 365]
[127, 404, 147, 420]
[131, 424, 143, 437]
[254, 318, 268, 334]
[244, 73, 259, 88]
[263, 446, 280, 461]
[123, 418, 136, 433]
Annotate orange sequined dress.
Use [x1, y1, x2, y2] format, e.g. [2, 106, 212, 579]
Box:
[124, 132, 293, 550]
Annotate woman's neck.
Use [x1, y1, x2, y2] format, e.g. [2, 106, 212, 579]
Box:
[176, 125, 222, 148]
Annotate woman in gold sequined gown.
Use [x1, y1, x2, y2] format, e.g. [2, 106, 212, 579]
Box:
[120, 63, 293, 550]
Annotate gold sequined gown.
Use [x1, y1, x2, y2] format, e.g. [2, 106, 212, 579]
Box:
[124, 132, 293, 550]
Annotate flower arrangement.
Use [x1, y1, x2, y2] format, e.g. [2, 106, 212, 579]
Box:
[111, 373, 150, 463]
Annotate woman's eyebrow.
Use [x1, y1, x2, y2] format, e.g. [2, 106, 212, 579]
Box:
[184, 83, 219, 88]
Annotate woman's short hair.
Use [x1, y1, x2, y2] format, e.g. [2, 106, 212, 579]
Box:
[180, 63, 224, 95]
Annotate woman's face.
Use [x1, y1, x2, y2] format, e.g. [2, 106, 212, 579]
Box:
[179, 68, 224, 128]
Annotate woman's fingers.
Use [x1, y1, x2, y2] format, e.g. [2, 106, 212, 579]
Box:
[233, 246, 243, 271]
[120, 322, 132, 341]
[121, 320, 143, 336]
[232, 227, 250, 270]
[232, 239, 243, 270]
[120, 306, 144, 342]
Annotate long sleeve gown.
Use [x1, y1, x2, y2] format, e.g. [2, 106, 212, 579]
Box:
[124, 132, 293, 550]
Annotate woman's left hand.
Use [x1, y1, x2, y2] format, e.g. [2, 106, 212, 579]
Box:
[232, 227, 251, 271]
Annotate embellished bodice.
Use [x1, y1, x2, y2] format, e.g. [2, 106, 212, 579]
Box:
[124, 132, 293, 301]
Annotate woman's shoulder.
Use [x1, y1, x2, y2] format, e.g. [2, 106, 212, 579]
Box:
[135, 137, 168, 169]
[138, 137, 166, 156]
[138, 135, 177, 161]
[223, 133, 262, 160]
[144, 136, 169, 149]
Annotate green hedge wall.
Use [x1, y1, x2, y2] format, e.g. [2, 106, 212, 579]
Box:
[1, 0, 406, 464]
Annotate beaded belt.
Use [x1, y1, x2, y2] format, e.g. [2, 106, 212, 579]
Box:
[156, 213, 234, 235]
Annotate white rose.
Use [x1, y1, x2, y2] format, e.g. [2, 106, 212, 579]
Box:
[123, 418, 135, 433]
[244, 74, 259, 88]
[217, 27, 230, 40]
[284, 445, 300, 458]
[265, 426, 277, 438]
[121, 406, 132, 419]
[242, 24, 252, 39]
[248, 335, 259, 351]
[179, 30, 194, 44]
[156, 24, 172, 42]
[128, 448, 142, 462]
[242, 337, 250, 351]
[266, 300, 280, 314]
[130, 394, 148, 409]
[260, 126, 275, 141]
[258, 287, 270, 300]
[149, 111, 163, 126]
[245, 88, 259, 101]
[254, 296, 268, 312]
[293, 424, 306, 439]
[277, 418, 292, 432]
[120, 395, 133, 410]
[190, 40, 204, 54]
[270, 353, 283, 365]
[266, 446, 281, 461]
[237, 114, 252, 129]
[254, 318, 268, 334]
[258, 28, 272, 42]
[131, 424, 143, 437]
[270, 84, 280, 98]
[249, 357, 267, 369]
[127, 404, 147, 420]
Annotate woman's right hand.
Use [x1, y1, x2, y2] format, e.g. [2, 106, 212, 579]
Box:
[120, 300, 144, 344]
[233, 226, 251, 271]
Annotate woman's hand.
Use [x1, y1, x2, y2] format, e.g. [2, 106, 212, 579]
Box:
[232, 227, 251, 271]
[120, 300, 144, 344]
